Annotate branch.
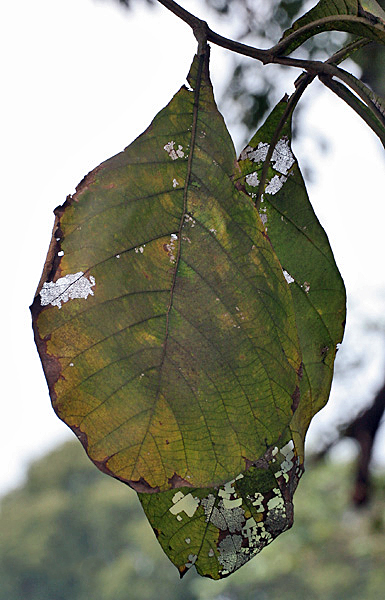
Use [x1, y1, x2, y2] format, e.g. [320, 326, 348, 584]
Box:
[156, 0, 384, 145]
[345, 381, 385, 505]
[269, 15, 379, 57]
[156, 0, 270, 63]
[157, 1, 375, 83]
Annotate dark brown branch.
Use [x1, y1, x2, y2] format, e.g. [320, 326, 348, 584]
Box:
[156, 0, 270, 62]
[156, 0, 381, 133]
[345, 382, 385, 506]
[269, 15, 378, 57]
[312, 380, 385, 506]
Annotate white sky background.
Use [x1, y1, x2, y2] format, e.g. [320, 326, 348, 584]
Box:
[1, 0, 385, 495]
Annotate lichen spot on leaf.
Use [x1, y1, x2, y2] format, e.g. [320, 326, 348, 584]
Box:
[169, 492, 200, 519]
[40, 272, 95, 309]
[164, 141, 185, 160]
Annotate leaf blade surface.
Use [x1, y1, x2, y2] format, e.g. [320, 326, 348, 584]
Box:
[237, 97, 346, 453]
[31, 53, 302, 492]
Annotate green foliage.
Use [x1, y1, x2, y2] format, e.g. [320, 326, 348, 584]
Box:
[140, 94, 345, 578]
[32, 54, 302, 495]
[237, 98, 346, 443]
[31, 0, 385, 579]
[3, 442, 385, 599]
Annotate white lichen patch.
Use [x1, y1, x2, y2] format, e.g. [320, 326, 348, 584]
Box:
[209, 228, 217, 235]
[169, 492, 199, 518]
[266, 490, 286, 523]
[247, 492, 265, 512]
[274, 440, 297, 481]
[267, 494, 283, 511]
[58, 250, 64, 257]
[115, 254, 120, 259]
[218, 475, 244, 510]
[185, 538, 191, 544]
[283, 270, 294, 285]
[245, 172, 260, 187]
[134, 245, 145, 254]
[240, 138, 294, 177]
[185, 554, 198, 569]
[280, 441, 295, 474]
[165, 233, 178, 263]
[164, 141, 184, 160]
[172, 178, 179, 188]
[281, 440, 295, 460]
[40, 272, 95, 309]
[183, 213, 196, 228]
[271, 137, 295, 175]
[302, 281, 310, 293]
[265, 174, 287, 195]
[218, 534, 244, 575]
[201, 494, 245, 534]
[241, 517, 272, 547]
[240, 142, 269, 163]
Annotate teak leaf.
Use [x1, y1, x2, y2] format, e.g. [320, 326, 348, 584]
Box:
[237, 98, 346, 454]
[278, 0, 385, 54]
[31, 51, 302, 494]
[140, 97, 346, 580]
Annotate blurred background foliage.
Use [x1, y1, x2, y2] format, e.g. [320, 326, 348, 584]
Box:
[2, 440, 385, 599]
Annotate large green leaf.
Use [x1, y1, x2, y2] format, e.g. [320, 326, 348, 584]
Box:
[139, 97, 346, 580]
[31, 51, 301, 494]
[277, 0, 385, 55]
[236, 97, 346, 455]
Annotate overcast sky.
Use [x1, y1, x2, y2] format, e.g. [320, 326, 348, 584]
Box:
[2, 0, 385, 496]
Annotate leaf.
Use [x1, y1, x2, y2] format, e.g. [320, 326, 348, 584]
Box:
[139, 429, 302, 579]
[31, 51, 302, 494]
[277, 0, 385, 55]
[236, 97, 346, 454]
[139, 97, 346, 580]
